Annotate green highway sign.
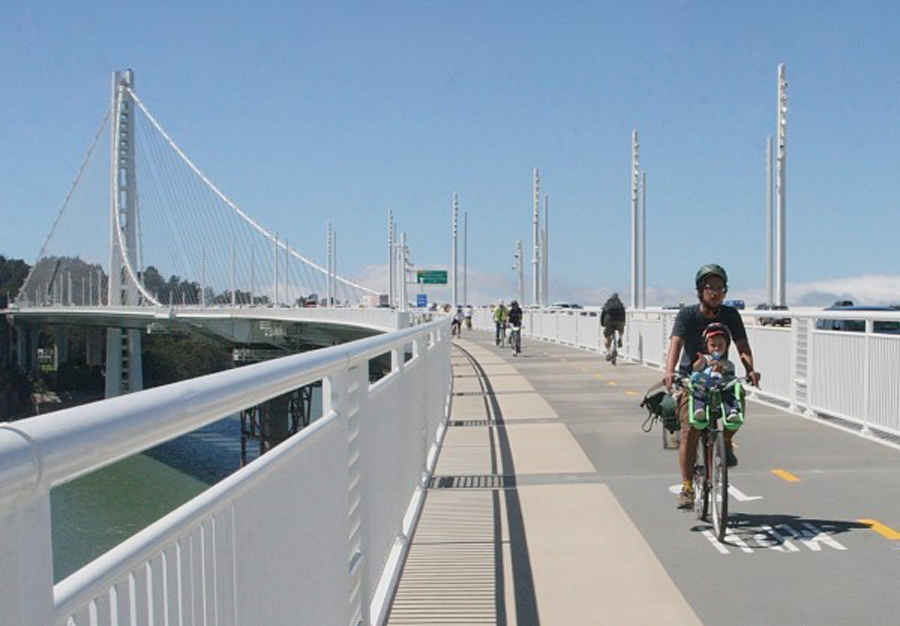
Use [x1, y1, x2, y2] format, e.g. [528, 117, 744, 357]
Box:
[417, 270, 448, 284]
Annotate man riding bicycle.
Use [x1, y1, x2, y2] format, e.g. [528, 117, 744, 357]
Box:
[601, 292, 626, 359]
[663, 264, 761, 509]
[507, 300, 523, 352]
[493, 299, 509, 345]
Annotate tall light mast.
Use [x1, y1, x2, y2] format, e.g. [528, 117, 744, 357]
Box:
[451, 193, 459, 308]
[388, 210, 395, 307]
[631, 131, 640, 309]
[766, 136, 774, 304]
[543, 195, 549, 305]
[532, 168, 540, 305]
[640, 171, 646, 309]
[775, 64, 788, 305]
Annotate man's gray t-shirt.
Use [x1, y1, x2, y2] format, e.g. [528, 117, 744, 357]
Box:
[670, 304, 747, 375]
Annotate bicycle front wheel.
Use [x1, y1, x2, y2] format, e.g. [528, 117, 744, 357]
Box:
[709, 430, 729, 541]
[693, 433, 709, 521]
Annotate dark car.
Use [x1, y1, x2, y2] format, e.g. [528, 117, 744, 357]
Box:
[815, 305, 900, 334]
[755, 303, 791, 327]
[724, 299, 745, 310]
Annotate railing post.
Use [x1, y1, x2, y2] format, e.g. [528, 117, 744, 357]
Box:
[0, 488, 55, 626]
[862, 320, 872, 435]
[324, 361, 369, 626]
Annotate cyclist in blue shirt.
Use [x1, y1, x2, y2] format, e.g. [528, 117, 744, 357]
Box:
[663, 264, 761, 509]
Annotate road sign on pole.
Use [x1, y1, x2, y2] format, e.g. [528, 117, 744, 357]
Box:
[416, 293, 428, 308]
[416, 270, 448, 284]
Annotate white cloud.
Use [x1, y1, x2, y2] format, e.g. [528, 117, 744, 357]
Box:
[350, 265, 900, 309]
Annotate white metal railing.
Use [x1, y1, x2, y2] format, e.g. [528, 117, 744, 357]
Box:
[474, 306, 900, 438]
[0, 318, 451, 626]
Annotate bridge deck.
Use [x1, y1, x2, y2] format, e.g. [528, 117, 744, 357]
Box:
[386, 331, 702, 625]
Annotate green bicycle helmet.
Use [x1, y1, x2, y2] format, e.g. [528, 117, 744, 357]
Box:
[695, 264, 728, 290]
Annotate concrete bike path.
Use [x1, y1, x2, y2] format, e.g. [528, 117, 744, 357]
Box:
[386, 336, 701, 625]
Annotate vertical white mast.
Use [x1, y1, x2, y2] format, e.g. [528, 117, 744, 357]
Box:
[515, 240, 525, 305]
[543, 195, 549, 306]
[640, 171, 646, 309]
[776, 63, 788, 306]
[631, 130, 640, 309]
[400, 232, 408, 313]
[452, 193, 459, 308]
[388, 210, 395, 307]
[766, 136, 774, 304]
[326, 223, 332, 306]
[532, 168, 540, 305]
[463, 211, 468, 306]
[273, 232, 279, 306]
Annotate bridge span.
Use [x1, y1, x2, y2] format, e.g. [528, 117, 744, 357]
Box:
[3, 307, 900, 624]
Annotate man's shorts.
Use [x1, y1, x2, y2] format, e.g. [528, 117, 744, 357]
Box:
[603, 320, 625, 338]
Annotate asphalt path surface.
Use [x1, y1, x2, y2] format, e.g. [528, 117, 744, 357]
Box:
[464, 329, 900, 626]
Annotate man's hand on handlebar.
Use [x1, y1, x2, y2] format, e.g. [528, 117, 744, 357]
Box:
[664, 371, 677, 391]
[746, 370, 761, 388]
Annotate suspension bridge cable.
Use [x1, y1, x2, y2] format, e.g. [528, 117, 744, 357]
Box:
[19, 108, 111, 300]
[126, 87, 377, 297]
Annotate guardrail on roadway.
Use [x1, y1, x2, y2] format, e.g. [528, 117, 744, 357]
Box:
[0, 317, 451, 626]
[473, 306, 900, 440]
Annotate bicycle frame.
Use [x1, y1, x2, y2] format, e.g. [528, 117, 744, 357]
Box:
[685, 377, 741, 542]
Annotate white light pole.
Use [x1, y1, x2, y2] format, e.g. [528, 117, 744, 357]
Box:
[543, 194, 549, 306]
[775, 63, 788, 306]
[273, 232, 279, 306]
[514, 240, 524, 304]
[532, 168, 540, 306]
[463, 211, 468, 306]
[631, 130, 640, 309]
[388, 210, 395, 307]
[766, 136, 774, 304]
[452, 193, 459, 308]
[640, 171, 646, 309]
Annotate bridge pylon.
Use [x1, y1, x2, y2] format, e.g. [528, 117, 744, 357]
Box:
[105, 70, 143, 397]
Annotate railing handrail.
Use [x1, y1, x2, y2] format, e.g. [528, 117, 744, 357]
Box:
[0, 318, 438, 507]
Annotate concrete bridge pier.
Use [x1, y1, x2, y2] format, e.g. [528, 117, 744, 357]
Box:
[53, 327, 68, 370]
[15, 324, 36, 372]
[104, 327, 143, 398]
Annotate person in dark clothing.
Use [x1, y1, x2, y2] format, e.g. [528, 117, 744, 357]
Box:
[600, 293, 626, 357]
[507, 300, 523, 354]
[507, 300, 523, 327]
[663, 264, 761, 510]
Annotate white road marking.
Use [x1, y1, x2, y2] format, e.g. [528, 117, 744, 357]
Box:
[725, 528, 754, 553]
[728, 485, 763, 501]
[669, 483, 763, 502]
[700, 529, 731, 554]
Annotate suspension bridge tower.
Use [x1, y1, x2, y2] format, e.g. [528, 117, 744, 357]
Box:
[105, 70, 144, 397]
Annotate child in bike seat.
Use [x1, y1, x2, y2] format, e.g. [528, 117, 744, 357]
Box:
[688, 322, 743, 429]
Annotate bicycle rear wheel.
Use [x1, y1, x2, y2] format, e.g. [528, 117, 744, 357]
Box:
[693, 433, 709, 520]
[709, 429, 729, 541]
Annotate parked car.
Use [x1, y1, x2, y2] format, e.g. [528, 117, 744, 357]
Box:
[724, 299, 745, 310]
[815, 304, 900, 334]
[755, 303, 791, 327]
[550, 302, 584, 309]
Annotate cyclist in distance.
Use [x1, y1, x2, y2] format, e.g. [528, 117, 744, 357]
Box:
[601, 292, 626, 359]
[507, 300, 523, 347]
[663, 264, 761, 509]
[493, 299, 509, 345]
[451, 306, 464, 337]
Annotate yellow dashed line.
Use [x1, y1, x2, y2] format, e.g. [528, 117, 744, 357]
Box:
[607, 381, 618, 386]
[625, 391, 639, 396]
[580, 367, 589, 373]
[859, 519, 900, 540]
[593, 374, 603, 380]
[771, 469, 801, 482]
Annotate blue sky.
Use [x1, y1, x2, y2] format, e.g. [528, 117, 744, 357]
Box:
[3, 1, 899, 306]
